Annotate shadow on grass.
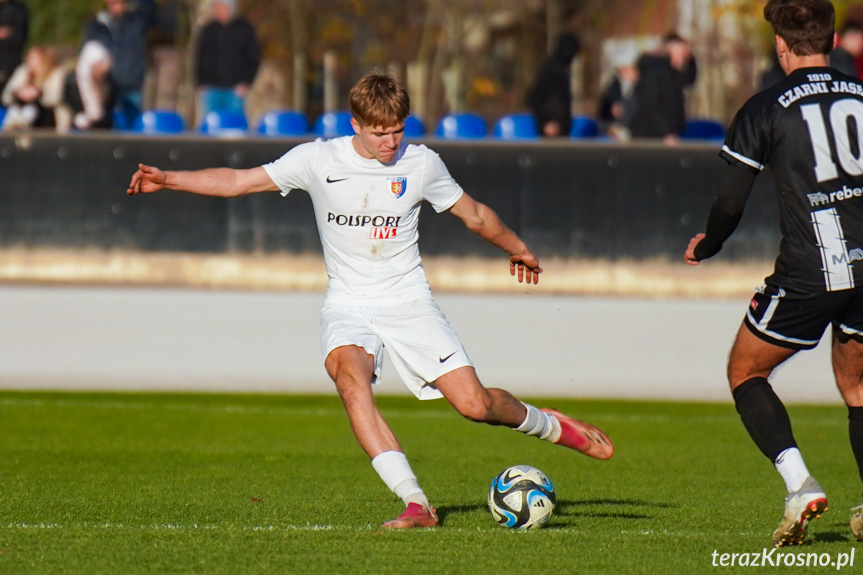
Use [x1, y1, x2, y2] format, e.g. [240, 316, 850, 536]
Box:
[563, 499, 679, 509]
[436, 503, 487, 524]
[435, 498, 677, 525]
[811, 530, 853, 544]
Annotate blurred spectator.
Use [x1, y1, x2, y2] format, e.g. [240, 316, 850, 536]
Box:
[1, 46, 70, 131]
[629, 33, 697, 144]
[845, 4, 863, 76]
[598, 48, 639, 140]
[65, 40, 114, 130]
[195, 0, 260, 120]
[526, 32, 580, 137]
[831, 22, 863, 77]
[0, 0, 28, 95]
[758, 50, 786, 91]
[84, 0, 157, 129]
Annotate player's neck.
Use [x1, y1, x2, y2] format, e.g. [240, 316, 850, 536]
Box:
[781, 53, 829, 75]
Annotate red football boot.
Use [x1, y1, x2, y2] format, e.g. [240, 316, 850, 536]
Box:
[381, 502, 439, 528]
[541, 408, 614, 460]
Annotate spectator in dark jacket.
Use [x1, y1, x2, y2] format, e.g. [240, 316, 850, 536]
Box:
[0, 0, 28, 95]
[84, 0, 157, 129]
[195, 0, 260, 121]
[629, 33, 697, 144]
[526, 32, 580, 137]
[831, 21, 863, 78]
[597, 47, 639, 140]
[758, 49, 786, 92]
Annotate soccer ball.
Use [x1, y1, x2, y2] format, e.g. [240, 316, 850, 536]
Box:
[488, 465, 556, 529]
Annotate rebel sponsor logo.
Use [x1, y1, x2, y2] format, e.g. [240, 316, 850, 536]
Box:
[808, 185, 863, 207]
[388, 176, 407, 198]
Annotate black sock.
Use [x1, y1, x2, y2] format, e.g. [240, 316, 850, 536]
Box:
[733, 377, 797, 462]
[848, 406, 863, 499]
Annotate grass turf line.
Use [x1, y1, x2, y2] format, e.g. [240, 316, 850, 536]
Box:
[0, 391, 860, 574]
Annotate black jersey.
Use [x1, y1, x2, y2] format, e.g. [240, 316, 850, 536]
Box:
[721, 66, 863, 292]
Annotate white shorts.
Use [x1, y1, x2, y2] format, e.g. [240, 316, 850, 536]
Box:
[320, 294, 472, 400]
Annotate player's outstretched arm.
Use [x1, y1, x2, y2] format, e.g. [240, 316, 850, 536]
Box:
[448, 192, 542, 284]
[126, 164, 278, 198]
[683, 163, 757, 266]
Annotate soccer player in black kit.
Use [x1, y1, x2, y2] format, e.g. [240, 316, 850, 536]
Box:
[685, 0, 863, 547]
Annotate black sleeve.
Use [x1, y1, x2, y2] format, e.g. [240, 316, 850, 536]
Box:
[692, 162, 757, 261]
[680, 55, 697, 87]
[135, 0, 158, 28]
[194, 26, 213, 86]
[240, 22, 260, 85]
[0, 3, 28, 49]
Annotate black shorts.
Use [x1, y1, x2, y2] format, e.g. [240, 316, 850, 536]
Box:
[744, 283, 863, 350]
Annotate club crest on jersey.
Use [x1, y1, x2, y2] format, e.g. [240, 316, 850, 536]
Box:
[388, 177, 407, 198]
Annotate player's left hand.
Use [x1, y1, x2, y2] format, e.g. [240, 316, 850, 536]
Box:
[684, 233, 705, 266]
[510, 253, 542, 284]
[127, 164, 168, 195]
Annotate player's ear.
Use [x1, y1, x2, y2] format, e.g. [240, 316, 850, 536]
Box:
[833, 32, 840, 51]
[775, 35, 788, 59]
[350, 117, 362, 135]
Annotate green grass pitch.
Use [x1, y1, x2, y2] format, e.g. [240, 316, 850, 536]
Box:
[0, 391, 860, 574]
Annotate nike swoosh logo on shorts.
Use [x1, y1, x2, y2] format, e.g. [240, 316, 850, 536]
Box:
[439, 352, 457, 363]
[326, 176, 349, 183]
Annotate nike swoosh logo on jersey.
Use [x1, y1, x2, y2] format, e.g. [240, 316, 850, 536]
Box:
[439, 352, 457, 363]
[326, 176, 349, 183]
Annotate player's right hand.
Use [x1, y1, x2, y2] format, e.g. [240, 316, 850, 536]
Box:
[684, 233, 705, 266]
[510, 252, 542, 284]
[127, 164, 168, 195]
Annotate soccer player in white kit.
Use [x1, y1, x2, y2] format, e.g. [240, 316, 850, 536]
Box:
[127, 70, 613, 528]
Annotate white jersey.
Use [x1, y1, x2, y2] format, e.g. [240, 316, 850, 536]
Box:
[262, 136, 463, 301]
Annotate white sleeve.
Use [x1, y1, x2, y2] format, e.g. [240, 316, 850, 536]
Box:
[262, 141, 319, 197]
[422, 150, 464, 213]
[1, 64, 27, 106]
[76, 41, 112, 121]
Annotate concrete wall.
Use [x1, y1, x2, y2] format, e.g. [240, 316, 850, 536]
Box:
[0, 133, 779, 262]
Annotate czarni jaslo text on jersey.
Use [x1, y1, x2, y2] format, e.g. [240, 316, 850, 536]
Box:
[721, 67, 863, 292]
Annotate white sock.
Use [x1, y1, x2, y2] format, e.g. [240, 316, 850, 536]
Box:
[774, 447, 811, 493]
[371, 451, 430, 509]
[514, 403, 561, 442]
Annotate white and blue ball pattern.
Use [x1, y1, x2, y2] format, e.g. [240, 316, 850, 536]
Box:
[488, 465, 556, 529]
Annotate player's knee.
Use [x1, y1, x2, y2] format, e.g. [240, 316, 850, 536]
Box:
[332, 371, 371, 401]
[451, 391, 494, 423]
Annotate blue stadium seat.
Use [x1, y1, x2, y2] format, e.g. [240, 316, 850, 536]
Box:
[681, 119, 726, 141]
[312, 111, 354, 138]
[199, 110, 249, 136]
[112, 110, 131, 131]
[0, 106, 5, 128]
[569, 115, 599, 138]
[404, 115, 425, 137]
[257, 110, 309, 137]
[435, 113, 487, 139]
[493, 114, 539, 140]
[130, 110, 185, 134]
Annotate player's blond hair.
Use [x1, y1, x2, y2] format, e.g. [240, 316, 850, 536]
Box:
[764, 0, 834, 56]
[348, 69, 410, 128]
